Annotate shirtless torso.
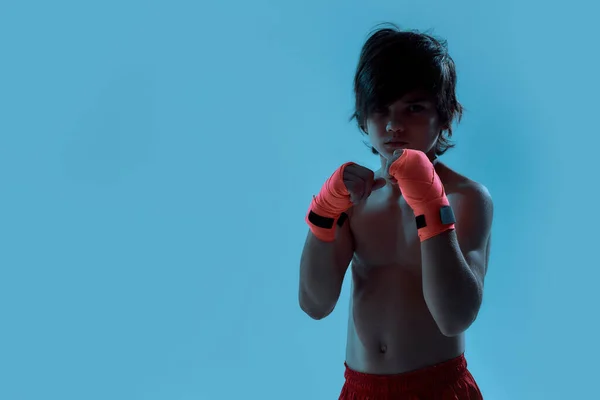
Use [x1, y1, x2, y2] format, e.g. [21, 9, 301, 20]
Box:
[344, 162, 491, 375]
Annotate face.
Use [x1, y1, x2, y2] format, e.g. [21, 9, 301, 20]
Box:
[365, 90, 444, 161]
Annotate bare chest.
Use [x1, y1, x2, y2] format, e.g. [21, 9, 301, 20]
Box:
[349, 191, 421, 270]
[349, 188, 459, 272]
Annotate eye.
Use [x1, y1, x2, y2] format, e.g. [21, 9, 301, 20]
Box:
[408, 104, 425, 113]
[372, 105, 389, 116]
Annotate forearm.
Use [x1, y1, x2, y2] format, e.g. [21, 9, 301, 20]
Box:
[298, 232, 349, 319]
[420, 230, 483, 336]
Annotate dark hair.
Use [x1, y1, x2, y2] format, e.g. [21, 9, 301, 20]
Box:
[351, 24, 463, 156]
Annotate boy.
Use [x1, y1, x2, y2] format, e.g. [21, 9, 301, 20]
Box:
[299, 25, 493, 399]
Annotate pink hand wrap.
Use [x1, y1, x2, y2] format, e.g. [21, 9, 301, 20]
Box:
[305, 163, 354, 242]
[389, 150, 455, 242]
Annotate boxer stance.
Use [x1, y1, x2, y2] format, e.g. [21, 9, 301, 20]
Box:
[299, 25, 493, 399]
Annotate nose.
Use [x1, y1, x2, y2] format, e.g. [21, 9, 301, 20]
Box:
[386, 116, 405, 133]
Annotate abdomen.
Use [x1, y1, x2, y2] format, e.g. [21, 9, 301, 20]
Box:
[345, 264, 464, 374]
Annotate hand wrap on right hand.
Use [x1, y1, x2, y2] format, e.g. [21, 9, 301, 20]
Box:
[305, 162, 354, 242]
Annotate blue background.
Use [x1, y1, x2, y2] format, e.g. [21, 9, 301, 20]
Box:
[1, 1, 598, 399]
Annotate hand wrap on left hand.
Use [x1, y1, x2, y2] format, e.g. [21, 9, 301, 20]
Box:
[389, 150, 456, 241]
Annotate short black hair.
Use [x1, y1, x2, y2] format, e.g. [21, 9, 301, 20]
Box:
[352, 24, 463, 156]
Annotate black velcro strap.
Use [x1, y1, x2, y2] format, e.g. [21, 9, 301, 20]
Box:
[307, 210, 335, 229]
[337, 212, 348, 227]
[415, 206, 456, 230]
[415, 214, 427, 229]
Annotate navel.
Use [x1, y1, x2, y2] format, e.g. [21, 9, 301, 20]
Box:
[379, 343, 388, 354]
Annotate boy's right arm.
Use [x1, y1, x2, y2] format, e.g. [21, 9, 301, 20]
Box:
[298, 218, 354, 320]
[298, 162, 383, 320]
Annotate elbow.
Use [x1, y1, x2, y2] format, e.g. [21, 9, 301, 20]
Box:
[299, 289, 335, 320]
[439, 322, 469, 337]
[438, 317, 474, 337]
[437, 303, 482, 337]
[300, 303, 330, 320]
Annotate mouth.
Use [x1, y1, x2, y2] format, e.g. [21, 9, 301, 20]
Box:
[384, 141, 409, 148]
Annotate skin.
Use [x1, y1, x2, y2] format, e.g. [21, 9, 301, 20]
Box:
[299, 90, 494, 375]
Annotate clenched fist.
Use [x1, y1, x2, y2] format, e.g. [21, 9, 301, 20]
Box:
[342, 163, 387, 204]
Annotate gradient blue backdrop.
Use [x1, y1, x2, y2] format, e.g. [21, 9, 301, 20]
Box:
[1, 1, 598, 399]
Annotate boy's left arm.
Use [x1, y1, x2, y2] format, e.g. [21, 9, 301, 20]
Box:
[420, 184, 493, 337]
[387, 149, 493, 337]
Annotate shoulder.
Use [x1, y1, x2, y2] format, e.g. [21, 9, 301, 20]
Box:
[436, 164, 494, 244]
[454, 180, 493, 213]
[436, 162, 493, 208]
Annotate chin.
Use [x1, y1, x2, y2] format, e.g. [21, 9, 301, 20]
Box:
[381, 144, 412, 157]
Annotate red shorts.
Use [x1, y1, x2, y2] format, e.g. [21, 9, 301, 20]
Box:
[339, 354, 483, 399]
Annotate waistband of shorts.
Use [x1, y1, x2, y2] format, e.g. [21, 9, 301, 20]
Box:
[343, 353, 469, 394]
